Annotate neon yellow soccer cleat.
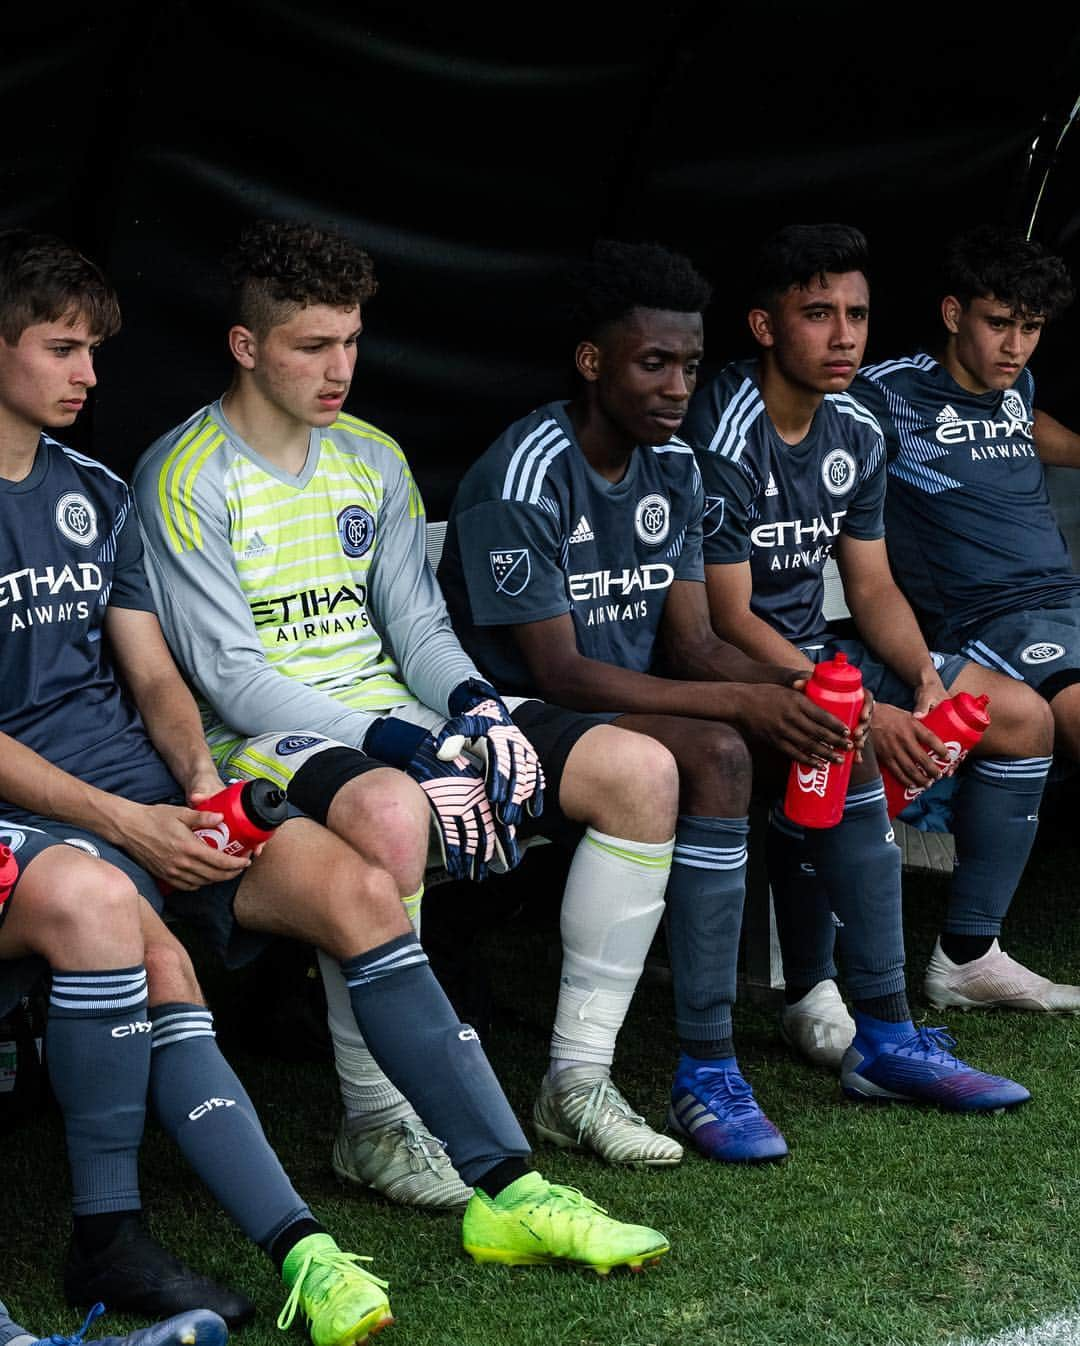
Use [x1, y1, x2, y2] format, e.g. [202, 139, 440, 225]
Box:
[279, 1234, 393, 1346]
[462, 1171, 669, 1275]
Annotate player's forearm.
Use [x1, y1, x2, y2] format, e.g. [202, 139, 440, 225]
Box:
[1034, 408, 1080, 467]
[129, 670, 220, 797]
[523, 650, 773, 724]
[710, 602, 815, 671]
[666, 631, 799, 688]
[847, 583, 939, 692]
[0, 731, 140, 845]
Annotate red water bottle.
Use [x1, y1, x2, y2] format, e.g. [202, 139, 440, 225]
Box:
[783, 652, 864, 828]
[192, 779, 290, 855]
[0, 847, 18, 909]
[882, 692, 991, 819]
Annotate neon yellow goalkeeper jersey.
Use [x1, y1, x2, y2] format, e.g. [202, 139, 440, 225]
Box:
[133, 401, 478, 757]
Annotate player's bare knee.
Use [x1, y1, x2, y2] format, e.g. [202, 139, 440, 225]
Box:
[27, 853, 142, 964]
[322, 848, 412, 955]
[143, 929, 203, 1006]
[981, 680, 1054, 757]
[328, 767, 429, 890]
[677, 723, 752, 814]
[564, 725, 679, 838]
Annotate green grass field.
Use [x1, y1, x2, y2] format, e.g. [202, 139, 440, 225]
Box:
[5, 793, 1080, 1346]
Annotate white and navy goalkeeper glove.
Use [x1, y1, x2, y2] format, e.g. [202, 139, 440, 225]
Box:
[438, 680, 545, 867]
[364, 716, 499, 882]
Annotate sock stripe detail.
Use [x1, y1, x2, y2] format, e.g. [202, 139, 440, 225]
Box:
[344, 940, 429, 988]
[673, 843, 748, 870]
[49, 969, 147, 1014]
[151, 1008, 216, 1050]
[844, 781, 886, 811]
[970, 756, 1052, 781]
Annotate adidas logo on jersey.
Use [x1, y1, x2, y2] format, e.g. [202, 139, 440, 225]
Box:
[569, 515, 595, 543]
[936, 404, 960, 423]
[765, 473, 779, 497]
[241, 531, 271, 559]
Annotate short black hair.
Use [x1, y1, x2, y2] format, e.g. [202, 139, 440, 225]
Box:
[0, 229, 120, 345]
[226, 219, 378, 336]
[751, 223, 870, 308]
[571, 239, 711, 339]
[942, 224, 1074, 321]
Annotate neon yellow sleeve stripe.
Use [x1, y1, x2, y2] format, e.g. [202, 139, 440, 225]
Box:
[158, 421, 225, 553]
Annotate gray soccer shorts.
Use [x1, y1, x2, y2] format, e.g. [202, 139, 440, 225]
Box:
[797, 635, 969, 709]
[956, 597, 1080, 701]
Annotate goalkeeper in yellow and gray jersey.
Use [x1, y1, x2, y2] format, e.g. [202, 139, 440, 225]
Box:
[133, 220, 689, 1223]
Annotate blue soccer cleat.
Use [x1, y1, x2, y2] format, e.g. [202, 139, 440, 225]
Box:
[840, 1025, 1031, 1113]
[36, 1302, 229, 1346]
[667, 1057, 788, 1163]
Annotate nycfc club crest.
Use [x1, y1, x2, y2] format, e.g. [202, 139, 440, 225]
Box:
[634, 493, 670, 546]
[821, 449, 856, 498]
[490, 548, 531, 595]
[275, 734, 326, 755]
[55, 492, 98, 546]
[1002, 390, 1026, 421]
[702, 495, 726, 538]
[337, 505, 375, 558]
[1021, 642, 1065, 665]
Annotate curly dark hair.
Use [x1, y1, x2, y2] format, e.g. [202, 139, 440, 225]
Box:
[570, 239, 712, 338]
[942, 225, 1074, 320]
[751, 223, 870, 308]
[0, 229, 121, 345]
[227, 219, 378, 335]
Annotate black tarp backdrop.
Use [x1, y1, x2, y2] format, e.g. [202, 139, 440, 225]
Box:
[3, 2, 1080, 516]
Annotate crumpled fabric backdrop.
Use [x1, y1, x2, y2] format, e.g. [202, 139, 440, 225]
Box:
[3, 2, 1080, 514]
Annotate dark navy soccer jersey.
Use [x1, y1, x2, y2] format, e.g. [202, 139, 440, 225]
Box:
[855, 356, 1080, 647]
[682, 359, 887, 645]
[0, 436, 180, 823]
[438, 400, 705, 694]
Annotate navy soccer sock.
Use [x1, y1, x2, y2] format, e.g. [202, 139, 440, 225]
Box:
[341, 934, 531, 1189]
[148, 1004, 313, 1251]
[665, 815, 749, 1059]
[47, 967, 150, 1217]
[800, 779, 909, 1013]
[945, 756, 1051, 940]
[766, 805, 838, 997]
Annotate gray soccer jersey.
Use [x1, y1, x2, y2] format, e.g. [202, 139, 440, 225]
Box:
[682, 359, 887, 644]
[438, 401, 706, 692]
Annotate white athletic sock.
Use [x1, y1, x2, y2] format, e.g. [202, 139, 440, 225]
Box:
[549, 828, 673, 1075]
[318, 885, 423, 1131]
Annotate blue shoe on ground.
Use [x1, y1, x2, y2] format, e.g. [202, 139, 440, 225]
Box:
[667, 1057, 788, 1163]
[36, 1302, 229, 1346]
[840, 1025, 1030, 1113]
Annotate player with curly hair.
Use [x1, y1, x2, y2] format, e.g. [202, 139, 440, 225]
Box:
[847, 223, 1080, 1013]
[134, 218, 681, 1264]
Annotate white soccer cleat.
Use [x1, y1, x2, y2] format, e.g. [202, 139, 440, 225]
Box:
[779, 979, 855, 1071]
[332, 1111, 472, 1209]
[533, 1066, 683, 1166]
[924, 938, 1080, 1013]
